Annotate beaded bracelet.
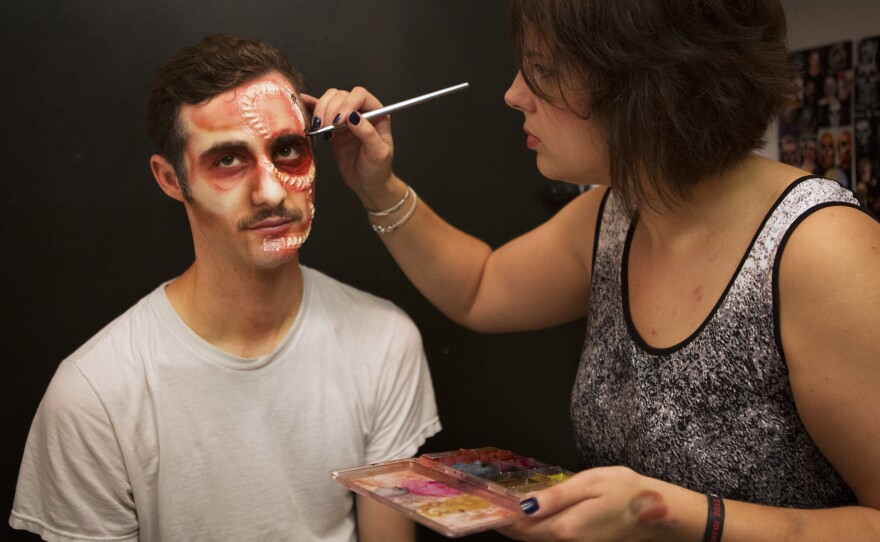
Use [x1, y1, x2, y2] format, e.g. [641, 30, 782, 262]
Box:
[370, 189, 418, 234]
[367, 185, 411, 217]
[702, 494, 725, 542]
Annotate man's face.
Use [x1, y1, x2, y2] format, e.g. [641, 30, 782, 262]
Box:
[803, 139, 817, 163]
[859, 159, 871, 182]
[820, 133, 835, 169]
[860, 40, 877, 68]
[178, 72, 315, 268]
[856, 120, 872, 148]
[808, 50, 821, 75]
[781, 140, 798, 165]
[838, 131, 852, 168]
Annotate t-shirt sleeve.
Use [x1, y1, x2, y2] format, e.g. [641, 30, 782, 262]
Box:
[363, 311, 441, 464]
[10, 360, 138, 542]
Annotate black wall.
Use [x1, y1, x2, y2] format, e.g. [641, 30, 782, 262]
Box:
[2, 2, 585, 540]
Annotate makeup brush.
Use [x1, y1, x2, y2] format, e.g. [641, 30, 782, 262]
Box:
[306, 82, 469, 137]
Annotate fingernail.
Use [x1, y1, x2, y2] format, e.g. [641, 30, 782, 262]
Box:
[311, 116, 321, 130]
[332, 113, 342, 125]
[349, 111, 361, 126]
[520, 497, 539, 515]
[324, 131, 333, 141]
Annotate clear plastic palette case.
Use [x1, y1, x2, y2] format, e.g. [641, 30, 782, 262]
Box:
[331, 447, 576, 537]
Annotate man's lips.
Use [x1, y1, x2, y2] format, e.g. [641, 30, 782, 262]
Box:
[248, 217, 294, 235]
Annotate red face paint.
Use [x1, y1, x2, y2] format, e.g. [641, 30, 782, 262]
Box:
[178, 73, 318, 260]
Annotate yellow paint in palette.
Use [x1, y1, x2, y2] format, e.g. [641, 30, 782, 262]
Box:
[546, 472, 573, 483]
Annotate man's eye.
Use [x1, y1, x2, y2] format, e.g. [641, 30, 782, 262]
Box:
[217, 155, 240, 167]
[277, 146, 301, 160]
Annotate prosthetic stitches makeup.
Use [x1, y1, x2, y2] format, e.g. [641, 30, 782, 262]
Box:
[235, 80, 316, 253]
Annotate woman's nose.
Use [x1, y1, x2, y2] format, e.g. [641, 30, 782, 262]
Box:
[504, 71, 535, 113]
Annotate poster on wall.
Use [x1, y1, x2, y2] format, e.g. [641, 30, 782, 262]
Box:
[781, 36, 880, 215]
[780, 41, 855, 189]
[854, 35, 880, 215]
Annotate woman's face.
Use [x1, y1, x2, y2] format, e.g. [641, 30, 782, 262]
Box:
[503, 70, 608, 185]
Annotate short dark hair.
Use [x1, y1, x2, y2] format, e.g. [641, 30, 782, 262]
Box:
[510, 0, 796, 212]
[147, 34, 308, 199]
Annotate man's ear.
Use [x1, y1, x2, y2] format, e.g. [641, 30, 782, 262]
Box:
[150, 154, 187, 203]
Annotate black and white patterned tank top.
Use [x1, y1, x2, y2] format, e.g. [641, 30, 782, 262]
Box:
[571, 176, 863, 507]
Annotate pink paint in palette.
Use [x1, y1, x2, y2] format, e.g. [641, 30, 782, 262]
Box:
[330, 447, 576, 537]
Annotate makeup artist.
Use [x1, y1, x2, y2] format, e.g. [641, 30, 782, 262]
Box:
[308, 0, 880, 540]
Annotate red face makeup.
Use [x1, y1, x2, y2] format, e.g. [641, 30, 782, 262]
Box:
[180, 73, 317, 262]
[237, 80, 316, 252]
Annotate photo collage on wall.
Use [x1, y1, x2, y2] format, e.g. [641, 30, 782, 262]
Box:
[780, 36, 880, 215]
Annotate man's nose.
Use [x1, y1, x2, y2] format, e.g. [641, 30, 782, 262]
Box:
[252, 160, 287, 207]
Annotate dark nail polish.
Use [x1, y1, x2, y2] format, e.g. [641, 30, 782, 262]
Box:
[332, 113, 342, 125]
[348, 111, 361, 125]
[520, 497, 539, 515]
[324, 131, 333, 141]
[311, 116, 321, 130]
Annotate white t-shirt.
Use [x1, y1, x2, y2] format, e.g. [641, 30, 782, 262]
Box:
[10, 266, 441, 542]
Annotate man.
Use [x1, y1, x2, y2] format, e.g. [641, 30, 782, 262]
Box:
[800, 135, 818, 174]
[9, 35, 440, 542]
[819, 131, 836, 172]
[837, 128, 853, 178]
[819, 130, 850, 188]
[779, 134, 798, 166]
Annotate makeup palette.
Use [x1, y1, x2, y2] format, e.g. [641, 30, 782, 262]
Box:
[330, 447, 576, 537]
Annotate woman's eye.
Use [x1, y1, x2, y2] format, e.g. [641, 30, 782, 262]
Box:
[534, 64, 552, 78]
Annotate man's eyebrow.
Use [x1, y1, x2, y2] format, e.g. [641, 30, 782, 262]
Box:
[199, 141, 249, 163]
[275, 133, 309, 145]
[272, 133, 311, 152]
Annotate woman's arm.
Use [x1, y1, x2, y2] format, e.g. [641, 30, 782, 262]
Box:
[306, 88, 602, 332]
[778, 204, 880, 513]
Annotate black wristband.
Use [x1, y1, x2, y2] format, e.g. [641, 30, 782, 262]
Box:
[702, 493, 724, 542]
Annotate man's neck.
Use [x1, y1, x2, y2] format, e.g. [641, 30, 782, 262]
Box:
[165, 258, 305, 358]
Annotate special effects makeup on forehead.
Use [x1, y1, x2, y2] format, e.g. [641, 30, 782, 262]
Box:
[227, 78, 316, 254]
[285, 87, 308, 130]
[238, 80, 306, 137]
[234, 80, 316, 192]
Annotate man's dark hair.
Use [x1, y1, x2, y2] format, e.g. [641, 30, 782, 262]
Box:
[510, 0, 797, 212]
[147, 34, 308, 200]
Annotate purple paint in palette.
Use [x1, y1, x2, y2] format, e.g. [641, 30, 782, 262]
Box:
[401, 479, 461, 496]
[330, 447, 576, 538]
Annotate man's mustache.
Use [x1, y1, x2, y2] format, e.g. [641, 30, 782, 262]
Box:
[238, 207, 303, 230]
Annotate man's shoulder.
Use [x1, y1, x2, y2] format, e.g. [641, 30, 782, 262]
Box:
[65, 284, 168, 379]
[300, 266, 423, 351]
[302, 266, 407, 318]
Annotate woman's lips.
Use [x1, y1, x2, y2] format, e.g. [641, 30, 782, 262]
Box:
[525, 128, 540, 149]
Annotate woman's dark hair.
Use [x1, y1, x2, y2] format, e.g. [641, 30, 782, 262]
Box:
[147, 34, 307, 199]
[510, 0, 796, 212]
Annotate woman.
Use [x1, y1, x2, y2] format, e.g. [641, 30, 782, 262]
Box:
[307, 0, 880, 539]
